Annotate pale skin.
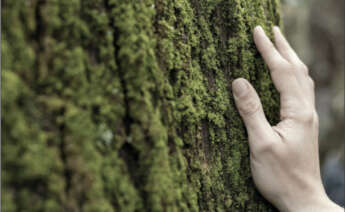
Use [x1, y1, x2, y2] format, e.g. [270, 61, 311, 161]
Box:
[232, 26, 344, 212]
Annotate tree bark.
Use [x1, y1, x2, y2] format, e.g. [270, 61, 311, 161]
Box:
[2, 0, 281, 211]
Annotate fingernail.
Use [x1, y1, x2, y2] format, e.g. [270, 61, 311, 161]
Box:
[255, 25, 264, 34]
[232, 79, 248, 97]
[273, 26, 280, 33]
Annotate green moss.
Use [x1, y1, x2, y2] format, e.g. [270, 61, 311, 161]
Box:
[3, 0, 281, 211]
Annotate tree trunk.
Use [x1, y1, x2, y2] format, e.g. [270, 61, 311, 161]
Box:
[2, 0, 281, 211]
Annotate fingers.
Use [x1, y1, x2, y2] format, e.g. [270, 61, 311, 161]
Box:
[253, 26, 317, 119]
[254, 26, 286, 71]
[273, 26, 301, 64]
[273, 26, 312, 96]
[253, 26, 300, 95]
[232, 78, 276, 146]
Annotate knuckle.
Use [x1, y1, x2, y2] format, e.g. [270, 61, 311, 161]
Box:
[299, 63, 309, 75]
[283, 64, 297, 76]
[273, 61, 290, 73]
[269, 61, 281, 72]
[239, 96, 261, 116]
[299, 109, 315, 123]
[308, 77, 315, 89]
[280, 107, 298, 120]
[281, 106, 316, 124]
[312, 111, 319, 128]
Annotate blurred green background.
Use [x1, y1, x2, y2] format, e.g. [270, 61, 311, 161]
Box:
[282, 0, 344, 206]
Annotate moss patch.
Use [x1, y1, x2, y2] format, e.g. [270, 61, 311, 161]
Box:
[3, 0, 281, 211]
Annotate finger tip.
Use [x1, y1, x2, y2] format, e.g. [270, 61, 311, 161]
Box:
[253, 26, 266, 43]
[254, 25, 263, 30]
[232, 78, 247, 86]
[254, 26, 263, 34]
[273, 26, 280, 33]
[232, 78, 249, 97]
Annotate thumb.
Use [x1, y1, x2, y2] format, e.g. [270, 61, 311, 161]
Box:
[232, 78, 274, 143]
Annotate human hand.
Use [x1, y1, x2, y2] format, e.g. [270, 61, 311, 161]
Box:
[232, 26, 343, 212]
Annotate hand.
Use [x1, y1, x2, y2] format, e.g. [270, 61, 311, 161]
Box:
[232, 26, 343, 212]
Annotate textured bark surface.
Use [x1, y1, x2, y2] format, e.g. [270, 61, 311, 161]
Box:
[3, 0, 281, 211]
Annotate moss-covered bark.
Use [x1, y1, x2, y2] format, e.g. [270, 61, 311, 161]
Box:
[2, 0, 281, 211]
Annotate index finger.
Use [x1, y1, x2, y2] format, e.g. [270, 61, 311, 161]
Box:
[253, 26, 300, 96]
[254, 26, 286, 70]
